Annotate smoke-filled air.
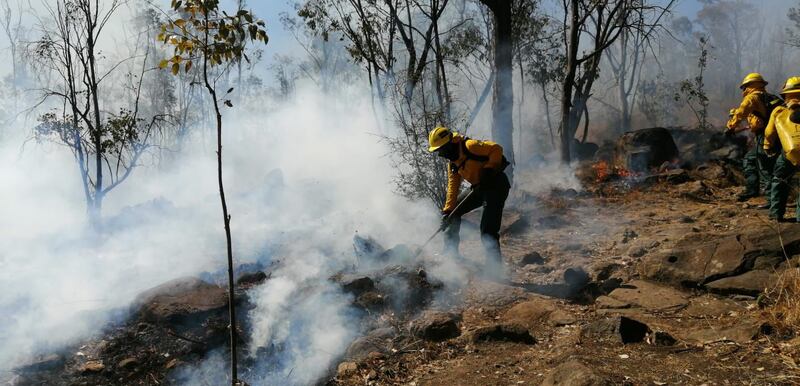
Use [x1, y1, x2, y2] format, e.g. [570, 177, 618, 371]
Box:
[3, 0, 800, 385]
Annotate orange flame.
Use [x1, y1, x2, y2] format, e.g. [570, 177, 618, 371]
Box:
[592, 161, 633, 182]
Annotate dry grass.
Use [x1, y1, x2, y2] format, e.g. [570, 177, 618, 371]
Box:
[762, 267, 800, 334]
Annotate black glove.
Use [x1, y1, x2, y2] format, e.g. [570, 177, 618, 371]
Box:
[479, 167, 498, 187]
[440, 211, 452, 230]
[765, 147, 779, 158]
[724, 127, 735, 137]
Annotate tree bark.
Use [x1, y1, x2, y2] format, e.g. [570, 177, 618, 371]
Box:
[559, 0, 580, 164]
[481, 0, 515, 164]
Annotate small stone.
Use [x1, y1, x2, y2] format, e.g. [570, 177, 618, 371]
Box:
[80, 360, 105, 373]
[337, 361, 358, 377]
[366, 370, 378, 380]
[165, 359, 180, 369]
[518, 251, 545, 266]
[117, 357, 138, 369]
[628, 246, 647, 258]
[618, 354, 629, 359]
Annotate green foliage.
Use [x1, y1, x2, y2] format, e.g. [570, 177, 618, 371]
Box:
[674, 36, 711, 130]
[159, 0, 268, 75]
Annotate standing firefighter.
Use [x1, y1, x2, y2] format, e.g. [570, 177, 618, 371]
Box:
[428, 127, 511, 277]
[726, 72, 782, 203]
[764, 77, 800, 222]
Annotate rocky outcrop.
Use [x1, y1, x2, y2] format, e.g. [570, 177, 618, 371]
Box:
[133, 277, 228, 324]
[640, 225, 800, 288]
[614, 128, 679, 172]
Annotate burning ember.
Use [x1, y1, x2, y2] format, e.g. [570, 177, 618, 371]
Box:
[592, 160, 633, 183]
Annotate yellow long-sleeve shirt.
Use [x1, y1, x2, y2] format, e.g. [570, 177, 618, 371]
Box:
[443, 135, 504, 212]
[727, 87, 768, 133]
[764, 100, 800, 165]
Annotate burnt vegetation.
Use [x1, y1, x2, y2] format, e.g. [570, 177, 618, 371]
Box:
[7, 0, 800, 386]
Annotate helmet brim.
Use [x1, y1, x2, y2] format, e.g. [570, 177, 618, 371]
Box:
[781, 89, 800, 96]
[741, 80, 768, 89]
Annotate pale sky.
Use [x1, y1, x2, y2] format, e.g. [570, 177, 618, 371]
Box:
[0, 0, 794, 86]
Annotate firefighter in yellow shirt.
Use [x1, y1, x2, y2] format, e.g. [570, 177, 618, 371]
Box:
[763, 77, 800, 222]
[727, 73, 776, 204]
[427, 127, 511, 275]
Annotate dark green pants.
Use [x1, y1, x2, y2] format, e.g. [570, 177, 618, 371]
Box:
[743, 134, 775, 200]
[443, 172, 510, 265]
[769, 153, 800, 220]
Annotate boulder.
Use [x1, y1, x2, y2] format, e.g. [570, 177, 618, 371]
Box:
[133, 277, 228, 323]
[353, 234, 386, 261]
[680, 320, 764, 344]
[464, 280, 527, 309]
[374, 265, 440, 313]
[581, 316, 650, 344]
[601, 280, 688, 311]
[408, 311, 461, 342]
[345, 327, 396, 360]
[468, 323, 535, 344]
[541, 360, 611, 386]
[705, 270, 775, 296]
[614, 128, 679, 172]
[683, 295, 744, 318]
[595, 296, 630, 309]
[549, 310, 577, 326]
[334, 274, 375, 296]
[639, 226, 800, 287]
[502, 298, 557, 329]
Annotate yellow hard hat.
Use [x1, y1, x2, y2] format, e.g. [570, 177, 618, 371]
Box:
[428, 126, 453, 152]
[740, 72, 767, 89]
[781, 76, 800, 96]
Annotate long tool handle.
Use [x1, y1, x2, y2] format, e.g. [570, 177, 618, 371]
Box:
[413, 187, 478, 259]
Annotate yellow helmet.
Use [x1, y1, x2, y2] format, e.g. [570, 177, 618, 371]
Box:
[428, 126, 453, 152]
[781, 76, 800, 96]
[740, 72, 767, 89]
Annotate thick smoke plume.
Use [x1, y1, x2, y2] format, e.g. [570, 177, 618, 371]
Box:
[0, 80, 438, 382]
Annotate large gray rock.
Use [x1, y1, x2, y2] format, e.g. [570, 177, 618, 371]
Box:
[345, 327, 396, 360]
[705, 270, 775, 296]
[580, 316, 650, 344]
[467, 323, 536, 344]
[679, 320, 764, 344]
[501, 298, 555, 328]
[408, 311, 461, 342]
[614, 127, 679, 172]
[600, 280, 688, 312]
[541, 360, 611, 386]
[133, 277, 228, 323]
[640, 226, 800, 287]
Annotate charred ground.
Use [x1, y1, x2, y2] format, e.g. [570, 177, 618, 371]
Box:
[7, 127, 800, 385]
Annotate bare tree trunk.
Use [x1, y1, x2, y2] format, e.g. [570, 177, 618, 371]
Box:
[482, 0, 515, 164]
[83, 2, 104, 225]
[559, 0, 579, 164]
